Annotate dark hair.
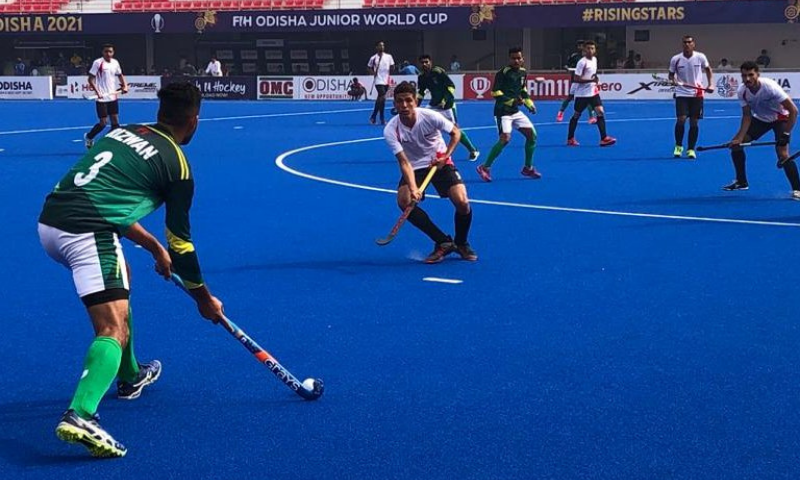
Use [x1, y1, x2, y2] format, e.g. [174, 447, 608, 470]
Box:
[418, 54, 431, 62]
[102, 44, 114, 51]
[157, 82, 202, 126]
[508, 46, 523, 55]
[584, 40, 596, 47]
[393, 81, 417, 98]
[682, 35, 694, 42]
[740, 60, 760, 72]
[375, 40, 384, 46]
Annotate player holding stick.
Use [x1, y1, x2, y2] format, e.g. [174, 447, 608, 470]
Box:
[384, 81, 477, 263]
[38, 82, 224, 458]
[367, 41, 395, 125]
[416, 54, 480, 161]
[566, 41, 616, 148]
[722, 61, 799, 198]
[556, 41, 597, 124]
[84, 44, 128, 149]
[476, 47, 540, 182]
[668, 35, 713, 159]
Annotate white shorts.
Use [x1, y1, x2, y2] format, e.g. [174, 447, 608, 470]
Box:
[496, 111, 534, 134]
[569, 82, 578, 95]
[425, 106, 457, 124]
[38, 223, 130, 305]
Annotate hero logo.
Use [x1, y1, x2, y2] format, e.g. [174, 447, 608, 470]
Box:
[470, 76, 491, 99]
[598, 82, 622, 92]
[716, 75, 739, 98]
[303, 77, 347, 93]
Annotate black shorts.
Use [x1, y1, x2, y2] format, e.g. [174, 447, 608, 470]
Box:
[96, 100, 119, 118]
[574, 95, 602, 113]
[375, 85, 389, 97]
[675, 97, 704, 119]
[398, 164, 464, 199]
[744, 117, 787, 143]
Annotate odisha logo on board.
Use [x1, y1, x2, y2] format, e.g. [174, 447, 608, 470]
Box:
[716, 75, 739, 98]
[786, 0, 799, 22]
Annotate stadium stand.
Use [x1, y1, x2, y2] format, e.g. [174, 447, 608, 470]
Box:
[0, 0, 71, 12]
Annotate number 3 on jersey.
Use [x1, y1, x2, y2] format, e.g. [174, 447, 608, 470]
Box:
[74, 151, 113, 186]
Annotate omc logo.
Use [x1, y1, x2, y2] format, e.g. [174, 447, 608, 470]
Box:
[716, 75, 739, 98]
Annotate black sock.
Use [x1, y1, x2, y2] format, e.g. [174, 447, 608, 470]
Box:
[87, 123, 105, 139]
[784, 160, 800, 190]
[732, 149, 748, 184]
[674, 121, 685, 146]
[111, 124, 120, 131]
[567, 116, 578, 140]
[596, 115, 607, 139]
[407, 206, 449, 244]
[454, 209, 472, 245]
[688, 123, 699, 150]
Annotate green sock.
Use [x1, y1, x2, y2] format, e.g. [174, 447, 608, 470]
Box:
[69, 336, 122, 419]
[459, 132, 477, 153]
[559, 98, 571, 112]
[524, 135, 537, 168]
[483, 141, 506, 168]
[117, 305, 139, 383]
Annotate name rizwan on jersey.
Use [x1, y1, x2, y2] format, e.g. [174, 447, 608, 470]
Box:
[106, 128, 159, 160]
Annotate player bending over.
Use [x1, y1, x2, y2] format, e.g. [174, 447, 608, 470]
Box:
[417, 54, 480, 161]
[669, 35, 713, 159]
[39, 82, 224, 458]
[567, 41, 616, 147]
[384, 81, 477, 263]
[723, 61, 799, 198]
[476, 46, 540, 183]
[84, 44, 128, 149]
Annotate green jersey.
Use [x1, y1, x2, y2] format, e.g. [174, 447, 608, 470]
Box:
[566, 52, 583, 70]
[492, 66, 530, 116]
[39, 124, 204, 287]
[417, 66, 456, 110]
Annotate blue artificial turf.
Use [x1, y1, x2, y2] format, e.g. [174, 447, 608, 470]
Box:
[1, 98, 799, 479]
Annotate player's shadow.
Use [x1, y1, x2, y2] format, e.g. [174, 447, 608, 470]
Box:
[0, 399, 98, 467]
[206, 258, 426, 275]
[621, 195, 789, 206]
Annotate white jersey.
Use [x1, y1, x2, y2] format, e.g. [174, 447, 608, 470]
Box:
[89, 57, 122, 103]
[669, 52, 710, 97]
[573, 57, 599, 98]
[738, 77, 790, 123]
[367, 53, 395, 86]
[205, 60, 222, 77]
[384, 108, 454, 171]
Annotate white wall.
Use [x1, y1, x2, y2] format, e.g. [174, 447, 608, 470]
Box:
[626, 24, 800, 69]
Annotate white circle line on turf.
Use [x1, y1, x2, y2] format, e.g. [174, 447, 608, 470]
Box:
[0, 107, 375, 136]
[423, 277, 464, 284]
[275, 115, 800, 229]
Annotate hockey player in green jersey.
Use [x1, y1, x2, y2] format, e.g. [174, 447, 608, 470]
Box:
[417, 54, 480, 161]
[38, 82, 224, 458]
[476, 47, 540, 182]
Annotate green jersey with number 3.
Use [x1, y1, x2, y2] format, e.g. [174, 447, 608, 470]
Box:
[39, 124, 204, 286]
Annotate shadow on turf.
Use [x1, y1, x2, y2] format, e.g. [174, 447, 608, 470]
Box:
[0, 400, 100, 467]
[205, 258, 423, 274]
